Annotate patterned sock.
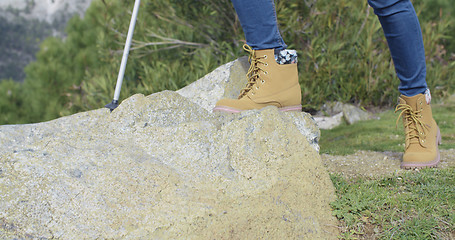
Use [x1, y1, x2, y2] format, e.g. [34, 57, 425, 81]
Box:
[274, 49, 298, 65]
[424, 88, 431, 104]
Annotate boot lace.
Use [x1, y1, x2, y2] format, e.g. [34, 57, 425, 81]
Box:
[395, 103, 428, 146]
[238, 44, 268, 98]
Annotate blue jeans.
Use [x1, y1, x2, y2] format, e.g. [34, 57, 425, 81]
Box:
[231, 0, 428, 97]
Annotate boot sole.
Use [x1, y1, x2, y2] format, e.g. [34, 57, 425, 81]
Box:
[213, 105, 302, 113]
[400, 127, 442, 169]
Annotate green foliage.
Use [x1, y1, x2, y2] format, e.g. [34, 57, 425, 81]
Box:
[0, 80, 25, 124]
[275, 0, 455, 110]
[2, 0, 243, 124]
[72, 0, 243, 112]
[22, 12, 103, 122]
[0, 0, 454, 124]
[417, 0, 455, 53]
[330, 169, 455, 239]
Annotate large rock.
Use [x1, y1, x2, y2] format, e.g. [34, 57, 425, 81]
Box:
[0, 59, 338, 239]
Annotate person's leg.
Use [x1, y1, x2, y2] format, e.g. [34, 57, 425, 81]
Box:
[368, 0, 427, 96]
[230, 0, 287, 50]
[213, 0, 301, 113]
[369, 0, 440, 169]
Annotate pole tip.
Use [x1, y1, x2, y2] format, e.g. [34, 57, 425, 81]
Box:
[105, 100, 119, 112]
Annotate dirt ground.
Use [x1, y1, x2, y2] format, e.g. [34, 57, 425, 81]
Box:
[321, 149, 455, 178]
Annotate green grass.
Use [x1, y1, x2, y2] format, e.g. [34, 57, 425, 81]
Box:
[320, 103, 455, 155]
[330, 169, 455, 239]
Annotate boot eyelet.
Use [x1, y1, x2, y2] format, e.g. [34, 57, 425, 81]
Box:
[264, 63, 268, 66]
[264, 55, 267, 59]
[264, 71, 268, 75]
[261, 80, 265, 84]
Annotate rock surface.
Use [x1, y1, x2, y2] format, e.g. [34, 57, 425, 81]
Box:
[313, 112, 344, 130]
[0, 59, 338, 239]
[314, 102, 372, 129]
[342, 104, 371, 125]
[178, 57, 320, 151]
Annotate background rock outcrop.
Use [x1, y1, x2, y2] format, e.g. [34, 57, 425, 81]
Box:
[0, 59, 338, 239]
[313, 101, 372, 129]
[0, 0, 94, 82]
[0, 0, 93, 24]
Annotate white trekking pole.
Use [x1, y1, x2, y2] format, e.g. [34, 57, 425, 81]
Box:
[105, 0, 141, 111]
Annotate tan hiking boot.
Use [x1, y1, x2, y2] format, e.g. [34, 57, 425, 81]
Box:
[213, 44, 302, 113]
[395, 91, 441, 169]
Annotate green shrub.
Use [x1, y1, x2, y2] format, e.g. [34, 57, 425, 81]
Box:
[0, 80, 25, 124]
[417, 0, 455, 54]
[276, 0, 455, 110]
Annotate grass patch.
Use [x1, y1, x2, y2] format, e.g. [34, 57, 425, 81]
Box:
[321, 99, 455, 239]
[330, 168, 455, 239]
[320, 103, 455, 155]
